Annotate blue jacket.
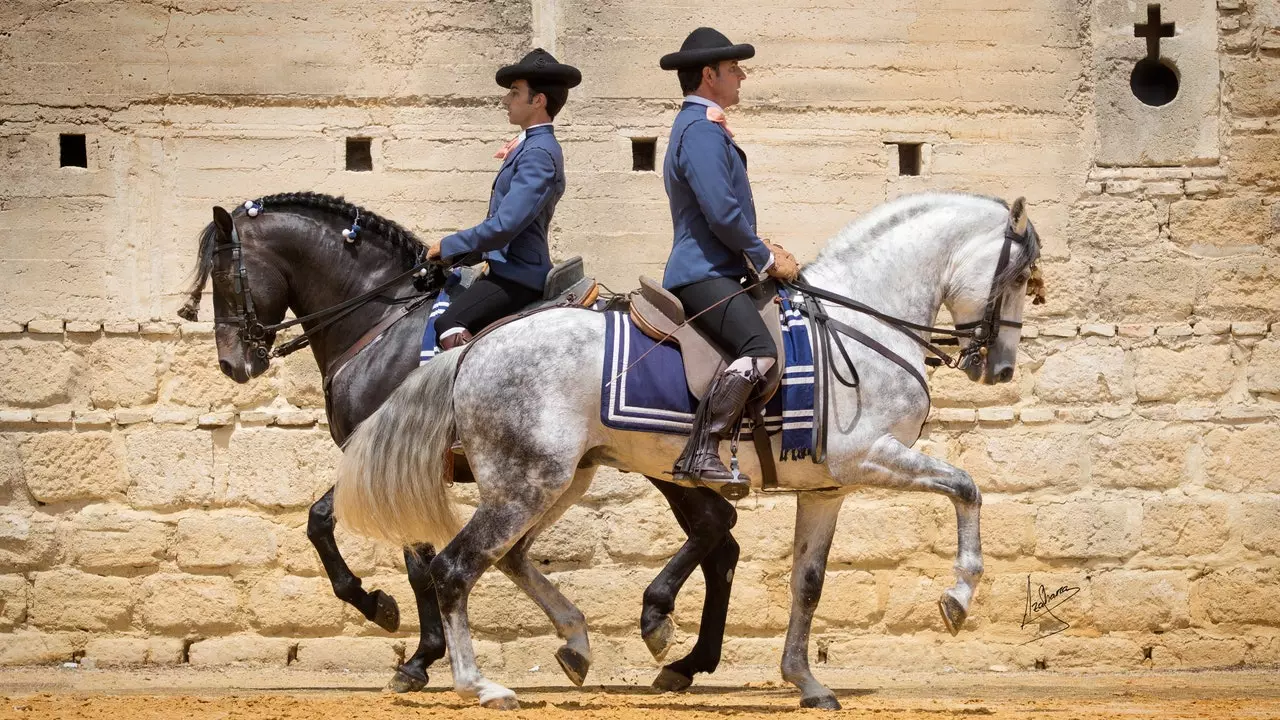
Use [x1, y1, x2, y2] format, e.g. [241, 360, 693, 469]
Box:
[440, 125, 564, 291]
[662, 102, 772, 290]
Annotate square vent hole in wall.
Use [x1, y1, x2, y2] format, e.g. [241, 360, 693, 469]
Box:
[632, 138, 656, 172]
[345, 138, 373, 172]
[60, 134, 87, 168]
[894, 142, 923, 176]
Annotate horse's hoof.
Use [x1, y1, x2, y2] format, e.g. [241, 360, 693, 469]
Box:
[800, 694, 842, 710]
[371, 589, 401, 633]
[651, 667, 694, 693]
[938, 592, 967, 636]
[387, 667, 428, 693]
[642, 616, 675, 661]
[554, 646, 590, 687]
[480, 695, 520, 711]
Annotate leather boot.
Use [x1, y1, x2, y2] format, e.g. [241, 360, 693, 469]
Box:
[440, 328, 473, 351]
[672, 370, 757, 500]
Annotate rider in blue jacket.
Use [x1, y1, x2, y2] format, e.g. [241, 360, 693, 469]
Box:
[660, 28, 799, 499]
[428, 49, 582, 349]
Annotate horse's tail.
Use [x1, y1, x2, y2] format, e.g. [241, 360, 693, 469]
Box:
[334, 350, 464, 548]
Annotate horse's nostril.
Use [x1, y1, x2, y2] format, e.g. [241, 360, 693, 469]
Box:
[219, 359, 234, 378]
[998, 367, 1014, 383]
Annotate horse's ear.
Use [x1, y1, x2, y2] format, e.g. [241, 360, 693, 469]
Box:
[213, 206, 234, 240]
[1008, 197, 1029, 237]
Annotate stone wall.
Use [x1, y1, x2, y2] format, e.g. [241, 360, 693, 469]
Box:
[1, 0, 1278, 675]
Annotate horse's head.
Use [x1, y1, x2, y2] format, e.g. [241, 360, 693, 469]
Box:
[944, 197, 1045, 385]
[180, 206, 288, 383]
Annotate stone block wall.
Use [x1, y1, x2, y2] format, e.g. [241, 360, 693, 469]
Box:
[1, 0, 1278, 674]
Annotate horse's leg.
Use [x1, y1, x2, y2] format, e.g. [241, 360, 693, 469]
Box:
[387, 542, 447, 693]
[855, 436, 983, 634]
[493, 466, 596, 686]
[781, 492, 845, 710]
[643, 481, 739, 692]
[306, 486, 400, 632]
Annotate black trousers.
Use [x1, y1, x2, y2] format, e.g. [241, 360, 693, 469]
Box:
[672, 276, 776, 359]
[436, 273, 541, 336]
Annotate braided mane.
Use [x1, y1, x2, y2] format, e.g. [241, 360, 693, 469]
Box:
[179, 192, 427, 321]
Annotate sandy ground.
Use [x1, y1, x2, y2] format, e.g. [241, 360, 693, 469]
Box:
[1, 666, 1278, 719]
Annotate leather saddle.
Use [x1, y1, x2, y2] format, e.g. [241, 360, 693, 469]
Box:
[629, 276, 783, 404]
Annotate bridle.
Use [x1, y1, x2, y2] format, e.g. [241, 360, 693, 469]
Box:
[212, 214, 435, 362]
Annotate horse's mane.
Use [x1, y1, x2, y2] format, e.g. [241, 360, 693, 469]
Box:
[817, 192, 1039, 295]
[180, 192, 426, 320]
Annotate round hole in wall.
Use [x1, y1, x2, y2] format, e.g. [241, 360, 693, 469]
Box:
[1130, 57, 1179, 107]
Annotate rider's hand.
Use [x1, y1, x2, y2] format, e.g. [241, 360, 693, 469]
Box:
[427, 239, 444, 261]
[763, 240, 800, 282]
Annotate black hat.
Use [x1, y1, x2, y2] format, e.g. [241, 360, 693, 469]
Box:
[495, 48, 582, 89]
[660, 27, 755, 71]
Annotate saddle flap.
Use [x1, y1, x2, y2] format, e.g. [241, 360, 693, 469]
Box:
[638, 276, 686, 324]
[543, 256, 585, 301]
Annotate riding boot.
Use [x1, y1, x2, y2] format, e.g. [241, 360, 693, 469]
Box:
[672, 369, 757, 500]
[439, 328, 473, 352]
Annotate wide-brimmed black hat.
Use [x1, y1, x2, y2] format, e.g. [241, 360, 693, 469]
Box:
[495, 48, 582, 89]
[659, 27, 755, 71]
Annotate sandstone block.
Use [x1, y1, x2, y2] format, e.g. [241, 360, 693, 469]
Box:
[0, 435, 22, 504]
[1018, 407, 1055, 423]
[84, 637, 185, 666]
[975, 500, 1036, 558]
[929, 366, 1023, 406]
[187, 635, 292, 665]
[732, 495, 797, 562]
[1141, 498, 1230, 556]
[1034, 345, 1131, 403]
[124, 428, 215, 509]
[825, 636, 939, 670]
[82, 336, 163, 408]
[19, 431, 127, 503]
[1091, 259, 1201, 321]
[0, 338, 77, 407]
[722, 564, 791, 633]
[221, 428, 339, 509]
[1133, 346, 1235, 401]
[581, 466, 649, 504]
[1090, 423, 1197, 489]
[277, 352, 325, 408]
[957, 428, 1086, 492]
[1036, 499, 1139, 559]
[139, 573, 243, 633]
[174, 514, 279, 569]
[829, 502, 934, 564]
[1064, 201, 1160, 256]
[67, 504, 172, 571]
[31, 569, 132, 631]
[160, 341, 279, 409]
[1191, 568, 1280, 625]
[1090, 570, 1189, 631]
[1026, 635, 1145, 670]
[1204, 425, 1280, 492]
[883, 574, 949, 633]
[601, 500, 687, 562]
[528, 504, 600, 564]
[1226, 56, 1280, 117]
[545, 567, 656, 632]
[0, 511, 59, 570]
[247, 574, 345, 634]
[1247, 339, 1280, 393]
[1238, 496, 1280, 554]
[294, 637, 400, 670]
[813, 570, 879, 628]
[1153, 634, 1248, 669]
[0, 574, 29, 630]
[0, 630, 74, 666]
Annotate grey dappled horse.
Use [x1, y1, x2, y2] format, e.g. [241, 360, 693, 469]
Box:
[335, 192, 1042, 709]
[180, 192, 740, 693]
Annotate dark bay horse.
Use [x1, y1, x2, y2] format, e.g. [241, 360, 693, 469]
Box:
[180, 192, 736, 691]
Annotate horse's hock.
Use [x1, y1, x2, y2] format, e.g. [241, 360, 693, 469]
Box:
[1, 0, 1279, 677]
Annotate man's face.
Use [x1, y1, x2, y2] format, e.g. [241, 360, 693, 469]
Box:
[704, 60, 746, 107]
[502, 79, 542, 127]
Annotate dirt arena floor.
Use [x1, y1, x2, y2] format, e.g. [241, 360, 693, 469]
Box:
[2, 666, 1279, 719]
